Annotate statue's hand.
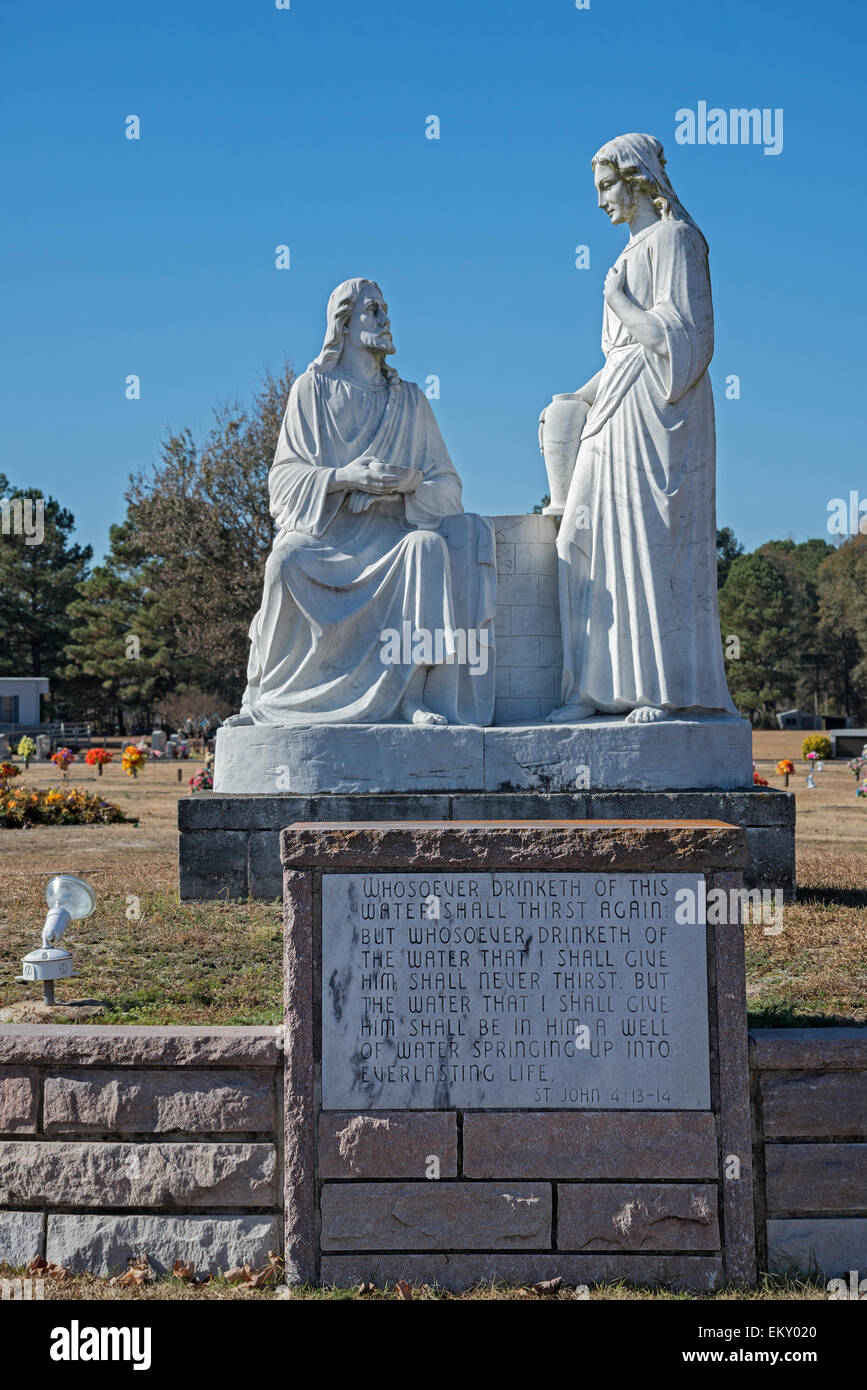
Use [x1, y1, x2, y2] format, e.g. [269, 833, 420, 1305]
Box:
[390, 467, 423, 494]
[365, 458, 406, 490]
[363, 459, 422, 494]
[335, 458, 403, 494]
[346, 491, 377, 513]
[603, 262, 627, 306]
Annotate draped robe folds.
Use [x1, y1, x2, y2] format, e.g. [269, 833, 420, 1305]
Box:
[239, 368, 496, 725]
[557, 217, 738, 716]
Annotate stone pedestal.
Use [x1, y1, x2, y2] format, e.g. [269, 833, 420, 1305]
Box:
[281, 819, 756, 1290]
[214, 715, 753, 795]
[179, 787, 794, 901]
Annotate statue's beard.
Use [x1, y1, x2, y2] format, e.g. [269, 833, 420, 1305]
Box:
[359, 329, 395, 354]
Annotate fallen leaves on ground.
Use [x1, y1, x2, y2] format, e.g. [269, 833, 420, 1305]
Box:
[28, 1254, 69, 1281]
[171, 1259, 209, 1286]
[110, 1255, 151, 1287]
[224, 1251, 283, 1289]
[533, 1277, 563, 1296]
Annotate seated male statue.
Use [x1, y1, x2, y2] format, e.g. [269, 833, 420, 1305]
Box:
[226, 278, 496, 728]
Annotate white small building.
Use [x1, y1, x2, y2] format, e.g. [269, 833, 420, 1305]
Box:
[0, 677, 49, 727]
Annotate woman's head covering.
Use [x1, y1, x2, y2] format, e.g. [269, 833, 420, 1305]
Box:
[592, 133, 706, 247]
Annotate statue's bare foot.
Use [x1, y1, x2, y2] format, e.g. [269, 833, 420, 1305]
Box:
[224, 712, 254, 727]
[625, 705, 669, 725]
[547, 702, 599, 724]
[400, 696, 448, 727]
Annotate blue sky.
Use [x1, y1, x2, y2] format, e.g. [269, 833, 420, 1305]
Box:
[1, 0, 863, 560]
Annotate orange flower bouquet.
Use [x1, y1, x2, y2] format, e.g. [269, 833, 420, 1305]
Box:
[85, 747, 114, 776]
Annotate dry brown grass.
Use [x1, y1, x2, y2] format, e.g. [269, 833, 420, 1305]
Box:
[0, 760, 283, 1024]
[0, 1265, 829, 1300]
[746, 851, 867, 1026]
[746, 735, 867, 1023]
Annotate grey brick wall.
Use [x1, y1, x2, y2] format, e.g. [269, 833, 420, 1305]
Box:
[751, 1028, 867, 1282]
[491, 514, 561, 723]
[1, 1022, 864, 1286]
[0, 1026, 283, 1276]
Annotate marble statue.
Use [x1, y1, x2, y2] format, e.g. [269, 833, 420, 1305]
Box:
[226, 278, 496, 728]
[542, 133, 738, 726]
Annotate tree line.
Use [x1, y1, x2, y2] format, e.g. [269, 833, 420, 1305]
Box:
[2, 365, 866, 731]
[717, 529, 867, 725]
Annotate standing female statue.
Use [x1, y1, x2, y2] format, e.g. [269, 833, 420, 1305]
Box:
[545, 133, 737, 724]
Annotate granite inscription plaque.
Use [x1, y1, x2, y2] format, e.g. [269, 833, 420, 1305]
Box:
[322, 871, 710, 1109]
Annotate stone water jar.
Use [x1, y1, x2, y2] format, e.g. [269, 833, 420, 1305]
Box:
[539, 393, 589, 515]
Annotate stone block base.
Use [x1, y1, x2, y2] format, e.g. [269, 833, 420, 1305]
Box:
[0, 1210, 44, 1266]
[45, 1214, 279, 1277]
[214, 715, 753, 795]
[320, 1252, 724, 1293]
[766, 1219, 867, 1280]
[179, 788, 795, 900]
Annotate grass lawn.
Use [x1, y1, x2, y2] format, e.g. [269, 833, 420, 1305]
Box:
[0, 758, 283, 1024]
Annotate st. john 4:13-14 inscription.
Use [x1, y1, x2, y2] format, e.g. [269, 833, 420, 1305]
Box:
[322, 872, 711, 1110]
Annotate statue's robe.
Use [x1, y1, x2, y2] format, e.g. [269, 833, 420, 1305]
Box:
[239, 366, 496, 725]
[556, 217, 738, 716]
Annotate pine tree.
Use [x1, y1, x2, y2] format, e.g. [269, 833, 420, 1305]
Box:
[758, 539, 835, 713]
[718, 552, 798, 721]
[61, 522, 197, 733]
[716, 526, 744, 588]
[817, 535, 867, 720]
[0, 476, 92, 686]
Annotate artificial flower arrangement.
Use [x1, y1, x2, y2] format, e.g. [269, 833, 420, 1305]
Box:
[776, 759, 795, 787]
[188, 767, 214, 794]
[16, 735, 36, 768]
[0, 762, 21, 782]
[122, 744, 148, 779]
[50, 747, 75, 781]
[85, 747, 114, 776]
[0, 784, 132, 828]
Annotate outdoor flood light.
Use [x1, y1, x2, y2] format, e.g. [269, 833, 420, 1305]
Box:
[17, 875, 96, 1006]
